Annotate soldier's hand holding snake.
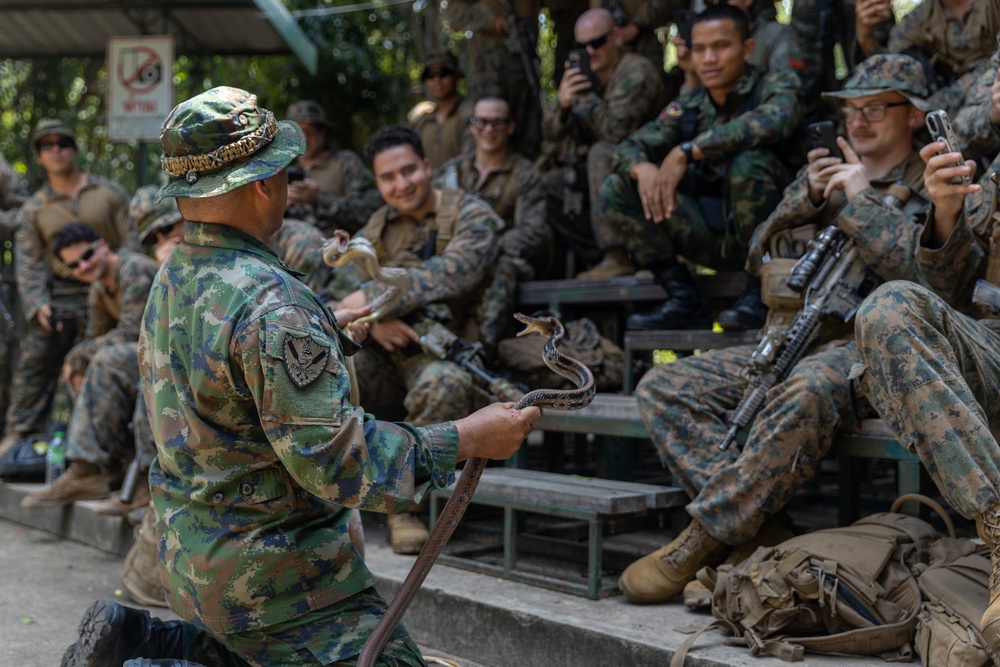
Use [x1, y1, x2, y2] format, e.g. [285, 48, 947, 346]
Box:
[455, 402, 541, 462]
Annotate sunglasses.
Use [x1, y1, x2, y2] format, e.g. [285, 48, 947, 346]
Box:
[64, 240, 100, 270]
[38, 137, 75, 152]
[424, 69, 453, 80]
[576, 30, 612, 51]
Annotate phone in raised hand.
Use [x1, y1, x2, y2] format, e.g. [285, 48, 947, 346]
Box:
[806, 121, 844, 161]
[925, 110, 971, 185]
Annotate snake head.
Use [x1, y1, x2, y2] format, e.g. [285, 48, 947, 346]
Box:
[513, 312, 558, 339]
[321, 230, 352, 267]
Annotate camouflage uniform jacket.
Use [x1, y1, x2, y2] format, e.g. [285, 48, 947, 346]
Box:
[0, 157, 27, 233]
[139, 221, 460, 634]
[954, 61, 1000, 163]
[883, 0, 1000, 78]
[612, 66, 802, 176]
[434, 151, 546, 258]
[15, 174, 134, 320]
[750, 17, 805, 75]
[64, 251, 158, 376]
[357, 189, 501, 328]
[409, 97, 475, 171]
[287, 149, 383, 235]
[543, 51, 669, 147]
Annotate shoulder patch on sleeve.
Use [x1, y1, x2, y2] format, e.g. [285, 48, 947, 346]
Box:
[283, 333, 330, 388]
[659, 101, 683, 122]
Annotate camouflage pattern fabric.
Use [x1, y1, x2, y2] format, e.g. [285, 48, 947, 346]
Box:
[953, 60, 1000, 164]
[477, 254, 534, 354]
[409, 97, 475, 172]
[856, 282, 1000, 520]
[140, 221, 460, 656]
[286, 150, 383, 236]
[748, 10, 806, 77]
[635, 149, 930, 545]
[615, 0, 680, 68]
[0, 157, 27, 436]
[0, 156, 27, 235]
[586, 140, 621, 251]
[268, 219, 336, 301]
[129, 185, 183, 245]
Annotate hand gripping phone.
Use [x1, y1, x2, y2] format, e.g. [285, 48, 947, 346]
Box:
[566, 48, 596, 88]
[806, 121, 844, 161]
[926, 110, 971, 185]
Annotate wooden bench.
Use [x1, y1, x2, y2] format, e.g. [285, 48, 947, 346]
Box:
[428, 467, 687, 599]
[622, 329, 759, 391]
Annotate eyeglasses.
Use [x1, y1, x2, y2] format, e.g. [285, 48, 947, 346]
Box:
[576, 30, 613, 51]
[64, 240, 100, 270]
[38, 137, 75, 152]
[470, 117, 510, 131]
[841, 101, 910, 123]
[424, 69, 453, 80]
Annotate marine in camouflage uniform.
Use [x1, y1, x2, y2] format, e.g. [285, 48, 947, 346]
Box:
[854, 119, 1000, 658]
[543, 7, 668, 277]
[21, 223, 158, 511]
[953, 49, 1000, 165]
[0, 157, 28, 440]
[606, 4, 801, 330]
[434, 97, 549, 353]
[407, 52, 475, 172]
[284, 100, 383, 236]
[1, 119, 134, 456]
[618, 53, 935, 605]
[55, 88, 536, 667]
[855, 0, 1000, 115]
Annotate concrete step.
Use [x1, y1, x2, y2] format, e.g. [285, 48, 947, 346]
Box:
[0, 480, 888, 667]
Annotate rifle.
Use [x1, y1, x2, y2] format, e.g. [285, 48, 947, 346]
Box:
[505, 0, 541, 106]
[419, 320, 526, 403]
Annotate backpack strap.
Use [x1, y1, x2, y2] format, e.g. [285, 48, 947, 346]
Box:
[433, 188, 464, 255]
[784, 614, 918, 662]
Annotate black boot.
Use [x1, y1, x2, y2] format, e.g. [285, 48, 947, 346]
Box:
[627, 264, 711, 330]
[717, 276, 767, 331]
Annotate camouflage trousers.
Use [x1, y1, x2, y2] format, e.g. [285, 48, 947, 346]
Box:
[602, 148, 787, 271]
[478, 254, 534, 355]
[856, 281, 1000, 519]
[586, 141, 618, 252]
[5, 292, 87, 437]
[65, 342, 155, 469]
[0, 279, 20, 435]
[635, 340, 859, 545]
[353, 343, 478, 426]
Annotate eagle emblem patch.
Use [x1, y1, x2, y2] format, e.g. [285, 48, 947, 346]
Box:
[283, 333, 329, 388]
[658, 101, 683, 121]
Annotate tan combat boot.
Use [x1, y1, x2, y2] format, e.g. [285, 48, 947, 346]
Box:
[618, 519, 729, 604]
[682, 519, 795, 609]
[978, 505, 1000, 654]
[95, 479, 152, 517]
[20, 460, 111, 508]
[575, 248, 634, 280]
[387, 512, 429, 555]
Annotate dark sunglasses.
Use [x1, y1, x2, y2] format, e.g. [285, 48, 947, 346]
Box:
[64, 240, 100, 270]
[423, 69, 453, 80]
[576, 30, 612, 50]
[38, 137, 75, 152]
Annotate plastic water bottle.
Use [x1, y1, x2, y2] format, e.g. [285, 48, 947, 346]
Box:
[45, 430, 66, 485]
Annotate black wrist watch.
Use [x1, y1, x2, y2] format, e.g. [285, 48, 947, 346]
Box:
[679, 141, 695, 162]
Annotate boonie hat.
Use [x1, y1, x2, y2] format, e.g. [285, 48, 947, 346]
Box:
[32, 119, 77, 151]
[285, 100, 332, 127]
[158, 86, 305, 199]
[822, 54, 933, 112]
[421, 51, 463, 80]
[129, 185, 183, 245]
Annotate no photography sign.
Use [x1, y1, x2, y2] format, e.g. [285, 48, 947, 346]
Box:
[107, 36, 174, 142]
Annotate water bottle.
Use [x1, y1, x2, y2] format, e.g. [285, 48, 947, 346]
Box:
[45, 430, 66, 485]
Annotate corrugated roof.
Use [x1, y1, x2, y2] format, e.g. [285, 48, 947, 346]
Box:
[0, 0, 317, 73]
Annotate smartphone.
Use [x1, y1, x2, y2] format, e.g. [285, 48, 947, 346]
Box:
[287, 166, 305, 183]
[926, 110, 971, 185]
[566, 48, 596, 88]
[806, 121, 844, 161]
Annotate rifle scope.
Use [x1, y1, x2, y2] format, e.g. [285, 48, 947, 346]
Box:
[787, 225, 843, 293]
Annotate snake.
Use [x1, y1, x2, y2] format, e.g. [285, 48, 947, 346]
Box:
[357, 312, 596, 667]
[322, 229, 412, 324]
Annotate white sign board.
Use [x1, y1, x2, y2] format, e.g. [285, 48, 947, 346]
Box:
[107, 36, 174, 142]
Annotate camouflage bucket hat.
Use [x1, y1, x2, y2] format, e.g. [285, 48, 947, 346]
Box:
[158, 86, 305, 199]
[32, 119, 76, 150]
[130, 185, 184, 245]
[822, 54, 933, 112]
[285, 100, 332, 127]
[421, 50, 463, 80]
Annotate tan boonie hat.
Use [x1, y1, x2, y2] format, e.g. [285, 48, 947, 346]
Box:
[822, 54, 934, 112]
[158, 86, 305, 199]
[285, 100, 332, 127]
[130, 185, 183, 245]
[421, 51, 463, 80]
[31, 119, 77, 151]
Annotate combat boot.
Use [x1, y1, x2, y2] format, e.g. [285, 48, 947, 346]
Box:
[22, 460, 111, 508]
[576, 248, 634, 280]
[96, 478, 152, 516]
[387, 512, 429, 554]
[618, 519, 728, 603]
[717, 277, 768, 332]
[978, 504, 1000, 655]
[626, 263, 711, 331]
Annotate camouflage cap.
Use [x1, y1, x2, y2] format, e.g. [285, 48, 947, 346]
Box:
[130, 185, 184, 245]
[31, 119, 77, 151]
[285, 100, 332, 127]
[822, 54, 933, 112]
[157, 86, 305, 199]
[421, 50, 463, 80]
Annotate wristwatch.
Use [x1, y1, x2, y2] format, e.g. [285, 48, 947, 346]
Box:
[679, 141, 696, 162]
